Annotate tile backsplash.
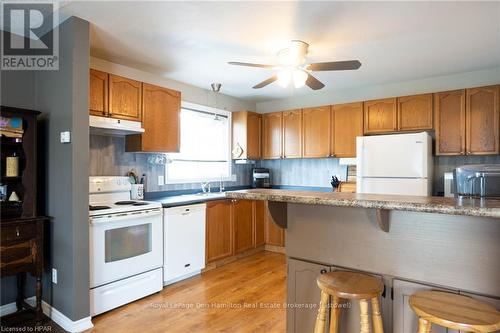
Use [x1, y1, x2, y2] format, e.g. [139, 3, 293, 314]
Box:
[89, 135, 253, 192]
[90, 134, 500, 195]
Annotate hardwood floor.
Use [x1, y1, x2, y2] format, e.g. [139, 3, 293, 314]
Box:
[89, 251, 286, 333]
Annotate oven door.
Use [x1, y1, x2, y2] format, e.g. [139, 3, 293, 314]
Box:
[90, 208, 163, 288]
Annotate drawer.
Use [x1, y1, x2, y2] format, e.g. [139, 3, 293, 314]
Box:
[1, 223, 37, 242]
[0, 240, 35, 270]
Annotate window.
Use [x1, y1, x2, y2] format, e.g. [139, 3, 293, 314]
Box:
[165, 102, 232, 183]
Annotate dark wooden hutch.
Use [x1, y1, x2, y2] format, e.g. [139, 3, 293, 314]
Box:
[1, 106, 49, 323]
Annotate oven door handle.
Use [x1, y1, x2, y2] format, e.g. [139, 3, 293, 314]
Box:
[90, 209, 162, 225]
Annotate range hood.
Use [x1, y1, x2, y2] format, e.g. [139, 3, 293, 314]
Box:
[89, 115, 145, 136]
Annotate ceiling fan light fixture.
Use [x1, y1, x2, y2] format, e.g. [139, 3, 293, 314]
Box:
[292, 69, 308, 88]
[277, 68, 292, 88]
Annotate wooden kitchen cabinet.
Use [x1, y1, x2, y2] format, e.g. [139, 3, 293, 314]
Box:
[466, 85, 499, 155]
[302, 106, 331, 158]
[434, 90, 466, 155]
[287, 258, 330, 333]
[392, 279, 459, 333]
[233, 199, 254, 254]
[364, 98, 397, 134]
[108, 74, 142, 121]
[126, 83, 180, 152]
[262, 112, 283, 159]
[397, 93, 433, 131]
[283, 109, 303, 158]
[89, 69, 108, 116]
[206, 200, 233, 263]
[254, 200, 266, 247]
[332, 102, 363, 157]
[232, 111, 261, 160]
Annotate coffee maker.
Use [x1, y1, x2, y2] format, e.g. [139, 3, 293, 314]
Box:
[252, 168, 270, 188]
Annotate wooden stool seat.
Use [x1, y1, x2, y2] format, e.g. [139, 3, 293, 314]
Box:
[317, 270, 384, 299]
[410, 291, 500, 333]
[314, 271, 385, 333]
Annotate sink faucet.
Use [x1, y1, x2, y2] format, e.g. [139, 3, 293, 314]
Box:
[201, 182, 211, 193]
[219, 174, 225, 193]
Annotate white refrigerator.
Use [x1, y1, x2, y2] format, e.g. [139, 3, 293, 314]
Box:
[356, 132, 433, 196]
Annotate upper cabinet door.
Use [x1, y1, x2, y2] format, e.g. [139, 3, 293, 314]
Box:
[466, 85, 499, 155]
[262, 112, 283, 159]
[283, 109, 303, 158]
[364, 98, 397, 134]
[434, 90, 466, 155]
[247, 112, 262, 159]
[89, 69, 108, 117]
[108, 74, 142, 121]
[397, 94, 433, 131]
[332, 102, 363, 158]
[142, 83, 181, 152]
[302, 106, 331, 158]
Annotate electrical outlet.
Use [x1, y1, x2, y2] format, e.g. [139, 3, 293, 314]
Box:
[52, 268, 58, 284]
[158, 175, 165, 186]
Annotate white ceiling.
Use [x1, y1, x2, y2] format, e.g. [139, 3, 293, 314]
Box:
[61, 1, 500, 102]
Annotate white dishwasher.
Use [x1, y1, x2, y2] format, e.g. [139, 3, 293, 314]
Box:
[163, 203, 206, 285]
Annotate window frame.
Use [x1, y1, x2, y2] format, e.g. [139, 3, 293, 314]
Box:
[164, 101, 235, 184]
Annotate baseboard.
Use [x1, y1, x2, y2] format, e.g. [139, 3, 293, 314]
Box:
[1, 297, 93, 332]
[264, 244, 285, 254]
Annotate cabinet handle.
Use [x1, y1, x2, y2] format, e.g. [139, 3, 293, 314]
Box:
[16, 227, 20, 237]
[320, 269, 327, 274]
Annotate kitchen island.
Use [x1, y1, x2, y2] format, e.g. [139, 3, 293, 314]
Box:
[225, 189, 500, 333]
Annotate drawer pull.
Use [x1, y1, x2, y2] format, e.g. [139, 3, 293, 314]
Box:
[16, 227, 20, 237]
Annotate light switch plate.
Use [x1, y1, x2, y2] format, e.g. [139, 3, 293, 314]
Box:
[60, 131, 71, 143]
[52, 268, 58, 284]
[158, 175, 165, 186]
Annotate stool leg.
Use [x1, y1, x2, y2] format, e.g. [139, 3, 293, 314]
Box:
[329, 296, 341, 333]
[417, 318, 432, 333]
[360, 299, 370, 333]
[314, 291, 329, 333]
[371, 297, 384, 333]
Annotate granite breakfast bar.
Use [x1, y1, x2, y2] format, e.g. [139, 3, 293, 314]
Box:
[225, 189, 500, 333]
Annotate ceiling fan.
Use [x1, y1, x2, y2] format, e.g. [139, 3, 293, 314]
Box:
[228, 40, 361, 90]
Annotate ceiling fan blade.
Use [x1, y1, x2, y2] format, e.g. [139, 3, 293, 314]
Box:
[305, 74, 325, 90]
[308, 60, 361, 71]
[228, 62, 275, 69]
[253, 75, 278, 89]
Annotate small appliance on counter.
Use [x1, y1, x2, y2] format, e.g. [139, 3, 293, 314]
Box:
[252, 168, 270, 188]
[453, 164, 500, 199]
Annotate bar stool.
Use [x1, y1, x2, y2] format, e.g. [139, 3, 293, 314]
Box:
[410, 290, 500, 333]
[313, 271, 384, 333]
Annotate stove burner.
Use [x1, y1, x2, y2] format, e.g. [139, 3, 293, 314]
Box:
[115, 201, 137, 205]
[89, 205, 111, 211]
[132, 202, 148, 206]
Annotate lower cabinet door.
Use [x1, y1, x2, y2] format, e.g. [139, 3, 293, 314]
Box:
[392, 279, 459, 333]
[287, 258, 330, 333]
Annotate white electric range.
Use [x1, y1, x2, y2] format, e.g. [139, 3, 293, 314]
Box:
[89, 176, 163, 316]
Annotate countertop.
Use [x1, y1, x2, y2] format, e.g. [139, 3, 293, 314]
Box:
[225, 189, 500, 218]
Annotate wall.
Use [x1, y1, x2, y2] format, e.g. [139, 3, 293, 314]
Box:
[260, 158, 346, 189]
[34, 17, 90, 322]
[256, 67, 500, 112]
[89, 134, 254, 192]
[90, 57, 256, 112]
